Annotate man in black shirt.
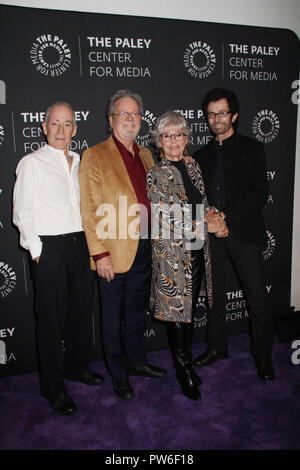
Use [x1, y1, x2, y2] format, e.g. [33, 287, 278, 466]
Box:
[193, 88, 275, 380]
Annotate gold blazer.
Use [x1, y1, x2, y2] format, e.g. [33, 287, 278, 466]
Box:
[79, 135, 154, 273]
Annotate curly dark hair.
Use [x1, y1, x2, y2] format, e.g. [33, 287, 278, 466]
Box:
[202, 88, 239, 128]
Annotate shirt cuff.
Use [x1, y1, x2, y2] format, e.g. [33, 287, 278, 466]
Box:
[28, 240, 43, 260]
[93, 252, 110, 262]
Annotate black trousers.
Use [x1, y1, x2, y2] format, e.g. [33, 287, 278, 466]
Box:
[167, 248, 205, 367]
[191, 248, 205, 313]
[207, 232, 273, 360]
[33, 232, 95, 398]
[98, 238, 151, 381]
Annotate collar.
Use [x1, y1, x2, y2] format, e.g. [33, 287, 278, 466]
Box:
[113, 135, 140, 158]
[159, 157, 185, 168]
[211, 132, 237, 149]
[44, 144, 80, 163]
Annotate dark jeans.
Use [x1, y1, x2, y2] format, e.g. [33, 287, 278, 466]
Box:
[33, 232, 95, 398]
[207, 232, 273, 360]
[98, 238, 151, 381]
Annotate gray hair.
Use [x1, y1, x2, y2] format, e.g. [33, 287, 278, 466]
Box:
[44, 101, 76, 126]
[106, 89, 144, 117]
[150, 111, 191, 148]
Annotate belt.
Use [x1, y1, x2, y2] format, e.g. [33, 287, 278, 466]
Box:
[40, 231, 84, 239]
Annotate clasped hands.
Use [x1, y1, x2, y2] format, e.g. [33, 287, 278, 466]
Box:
[205, 208, 229, 238]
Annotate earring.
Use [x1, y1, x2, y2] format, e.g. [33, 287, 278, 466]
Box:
[159, 149, 165, 159]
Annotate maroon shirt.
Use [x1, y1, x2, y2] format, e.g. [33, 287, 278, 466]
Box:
[93, 136, 151, 262]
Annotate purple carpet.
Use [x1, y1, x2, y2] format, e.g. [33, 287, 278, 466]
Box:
[0, 333, 299, 451]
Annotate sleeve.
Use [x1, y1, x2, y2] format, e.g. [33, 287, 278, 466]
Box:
[146, 168, 170, 239]
[147, 167, 188, 242]
[13, 157, 42, 260]
[79, 149, 110, 257]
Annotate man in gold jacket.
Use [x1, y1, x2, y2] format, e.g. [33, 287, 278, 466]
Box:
[79, 90, 166, 400]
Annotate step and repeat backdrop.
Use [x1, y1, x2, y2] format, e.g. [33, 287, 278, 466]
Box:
[0, 5, 299, 376]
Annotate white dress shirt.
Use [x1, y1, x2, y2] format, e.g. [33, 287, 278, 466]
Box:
[13, 144, 83, 259]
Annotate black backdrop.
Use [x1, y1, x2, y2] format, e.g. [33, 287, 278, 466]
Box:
[0, 5, 299, 376]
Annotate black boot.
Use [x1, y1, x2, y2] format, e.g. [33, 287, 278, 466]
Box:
[182, 319, 203, 387]
[167, 322, 201, 401]
[190, 248, 206, 385]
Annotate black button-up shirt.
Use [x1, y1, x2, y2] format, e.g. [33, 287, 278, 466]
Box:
[208, 134, 236, 210]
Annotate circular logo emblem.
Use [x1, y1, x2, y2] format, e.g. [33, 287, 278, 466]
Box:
[135, 110, 157, 147]
[0, 124, 4, 146]
[252, 110, 280, 144]
[0, 262, 17, 298]
[30, 34, 72, 77]
[194, 296, 207, 327]
[263, 230, 276, 260]
[184, 41, 216, 79]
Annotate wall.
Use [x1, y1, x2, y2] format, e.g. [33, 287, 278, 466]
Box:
[2, 0, 299, 309]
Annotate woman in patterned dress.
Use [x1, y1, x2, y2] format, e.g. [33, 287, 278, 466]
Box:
[147, 111, 228, 400]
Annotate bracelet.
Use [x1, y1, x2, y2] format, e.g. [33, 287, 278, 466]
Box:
[211, 206, 226, 219]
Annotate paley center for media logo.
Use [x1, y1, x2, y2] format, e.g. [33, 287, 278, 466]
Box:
[263, 230, 276, 260]
[0, 261, 17, 298]
[135, 110, 157, 147]
[30, 34, 72, 76]
[252, 109, 280, 144]
[194, 295, 207, 328]
[184, 41, 216, 79]
[21, 109, 90, 153]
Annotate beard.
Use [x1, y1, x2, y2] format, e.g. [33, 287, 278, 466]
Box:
[120, 122, 139, 140]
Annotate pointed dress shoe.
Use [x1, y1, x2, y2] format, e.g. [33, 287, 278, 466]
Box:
[65, 370, 104, 386]
[129, 363, 166, 378]
[112, 378, 135, 400]
[256, 358, 275, 380]
[176, 370, 201, 401]
[190, 368, 203, 387]
[47, 392, 77, 416]
[193, 349, 228, 368]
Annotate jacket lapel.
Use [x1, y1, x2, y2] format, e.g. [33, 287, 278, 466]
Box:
[105, 136, 136, 198]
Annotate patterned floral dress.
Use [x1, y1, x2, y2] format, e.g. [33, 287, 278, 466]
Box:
[146, 157, 213, 323]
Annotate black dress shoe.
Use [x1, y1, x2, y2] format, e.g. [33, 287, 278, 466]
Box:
[176, 371, 201, 401]
[112, 378, 135, 400]
[47, 392, 77, 416]
[193, 349, 228, 368]
[190, 368, 203, 387]
[129, 363, 166, 378]
[256, 358, 275, 380]
[65, 370, 104, 386]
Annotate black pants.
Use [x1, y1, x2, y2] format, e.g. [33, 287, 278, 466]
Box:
[191, 248, 205, 313]
[207, 232, 273, 360]
[167, 248, 205, 367]
[98, 239, 151, 381]
[33, 232, 95, 398]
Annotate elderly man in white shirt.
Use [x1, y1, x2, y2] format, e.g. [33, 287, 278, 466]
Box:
[13, 102, 103, 416]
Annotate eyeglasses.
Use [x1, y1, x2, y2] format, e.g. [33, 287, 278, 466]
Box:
[113, 111, 141, 120]
[207, 110, 232, 120]
[160, 132, 187, 142]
